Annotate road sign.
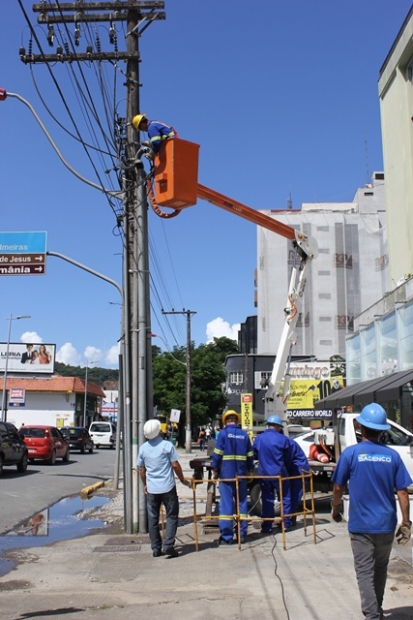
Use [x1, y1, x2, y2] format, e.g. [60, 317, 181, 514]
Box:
[0, 232, 47, 276]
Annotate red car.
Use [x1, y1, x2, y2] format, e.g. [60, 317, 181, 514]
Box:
[19, 425, 70, 465]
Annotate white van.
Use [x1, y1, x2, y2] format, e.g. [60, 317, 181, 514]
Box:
[89, 421, 117, 449]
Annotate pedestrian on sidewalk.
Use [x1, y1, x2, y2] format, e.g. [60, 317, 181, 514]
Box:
[198, 427, 206, 451]
[138, 419, 191, 558]
[331, 403, 412, 620]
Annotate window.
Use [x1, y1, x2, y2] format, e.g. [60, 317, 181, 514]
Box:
[319, 316, 332, 322]
[317, 226, 329, 232]
[319, 293, 331, 299]
[320, 340, 333, 345]
[318, 270, 330, 276]
[318, 248, 330, 254]
[229, 371, 244, 385]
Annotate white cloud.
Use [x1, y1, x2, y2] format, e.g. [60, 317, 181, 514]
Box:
[57, 343, 81, 366]
[206, 317, 240, 343]
[20, 331, 43, 344]
[83, 346, 102, 365]
[105, 344, 120, 366]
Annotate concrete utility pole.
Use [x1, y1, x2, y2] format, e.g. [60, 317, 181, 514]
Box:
[24, 1, 166, 534]
[162, 310, 197, 452]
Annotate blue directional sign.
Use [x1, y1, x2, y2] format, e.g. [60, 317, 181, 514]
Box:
[0, 231, 47, 253]
[0, 231, 47, 276]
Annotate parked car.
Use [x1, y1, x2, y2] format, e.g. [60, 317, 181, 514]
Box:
[89, 421, 116, 449]
[19, 425, 70, 465]
[60, 426, 94, 454]
[0, 421, 28, 476]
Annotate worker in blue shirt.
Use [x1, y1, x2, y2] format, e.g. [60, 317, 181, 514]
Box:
[253, 415, 294, 533]
[268, 417, 310, 526]
[132, 114, 177, 157]
[331, 403, 412, 620]
[211, 410, 254, 544]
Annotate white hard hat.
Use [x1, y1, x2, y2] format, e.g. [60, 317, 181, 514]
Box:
[144, 419, 161, 440]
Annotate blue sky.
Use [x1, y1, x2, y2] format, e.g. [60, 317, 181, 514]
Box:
[0, 1, 411, 368]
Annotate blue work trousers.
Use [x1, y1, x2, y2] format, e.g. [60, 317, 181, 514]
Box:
[146, 486, 179, 553]
[218, 479, 248, 542]
[260, 478, 292, 530]
[350, 531, 394, 620]
[290, 478, 304, 514]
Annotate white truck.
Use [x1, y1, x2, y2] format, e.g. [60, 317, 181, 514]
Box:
[294, 410, 413, 493]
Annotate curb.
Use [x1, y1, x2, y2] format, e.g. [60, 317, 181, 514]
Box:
[80, 480, 106, 497]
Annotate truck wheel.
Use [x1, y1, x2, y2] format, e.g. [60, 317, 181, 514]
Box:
[17, 453, 28, 473]
[249, 481, 262, 516]
[249, 482, 281, 517]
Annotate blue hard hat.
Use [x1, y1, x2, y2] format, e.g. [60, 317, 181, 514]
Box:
[267, 415, 283, 426]
[356, 403, 390, 431]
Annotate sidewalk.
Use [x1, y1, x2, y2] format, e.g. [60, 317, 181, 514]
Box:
[0, 450, 412, 620]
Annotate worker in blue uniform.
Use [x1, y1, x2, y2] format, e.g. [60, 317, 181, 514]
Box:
[211, 410, 254, 544]
[132, 114, 177, 157]
[253, 415, 294, 533]
[268, 416, 310, 526]
[331, 403, 412, 620]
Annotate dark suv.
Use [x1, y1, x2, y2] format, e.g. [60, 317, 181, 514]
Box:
[0, 421, 28, 476]
[61, 427, 94, 454]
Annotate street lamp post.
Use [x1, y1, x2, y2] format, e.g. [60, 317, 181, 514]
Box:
[1, 314, 31, 422]
[83, 360, 99, 428]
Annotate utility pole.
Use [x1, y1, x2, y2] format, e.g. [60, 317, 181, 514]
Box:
[24, 1, 166, 534]
[162, 310, 197, 452]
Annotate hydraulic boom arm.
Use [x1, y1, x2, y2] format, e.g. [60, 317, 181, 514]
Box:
[149, 137, 318, 422]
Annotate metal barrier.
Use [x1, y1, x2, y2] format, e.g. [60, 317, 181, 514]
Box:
[191, 471, 317, 551]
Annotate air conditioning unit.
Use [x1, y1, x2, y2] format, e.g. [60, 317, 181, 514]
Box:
[314, 429, 335, 446]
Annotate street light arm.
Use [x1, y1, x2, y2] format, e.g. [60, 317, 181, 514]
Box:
[151, 333, 186, 367]
[3, 90, 124, 198]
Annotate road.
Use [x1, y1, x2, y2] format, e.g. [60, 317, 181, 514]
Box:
[0, 446, 120, 532]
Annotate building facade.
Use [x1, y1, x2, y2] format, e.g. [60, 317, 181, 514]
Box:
[1, 376, 105, 429]
[379, 6, 413, 287]
[256, 173, 388, 361]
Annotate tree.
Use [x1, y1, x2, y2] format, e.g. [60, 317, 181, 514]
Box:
[208, 336, 239, 362]
[152, 342, 228, 429]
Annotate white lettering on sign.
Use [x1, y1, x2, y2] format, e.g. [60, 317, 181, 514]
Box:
[0, 244, 28, 251]
[289, 364, 330, 380]
[0, 266, 32, 274]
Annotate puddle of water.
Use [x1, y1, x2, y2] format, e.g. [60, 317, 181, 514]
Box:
[0, 494, 109, 576]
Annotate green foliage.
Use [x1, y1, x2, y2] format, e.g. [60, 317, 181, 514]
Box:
[152, 341, 228, 427]
[54, 361, 119, 385]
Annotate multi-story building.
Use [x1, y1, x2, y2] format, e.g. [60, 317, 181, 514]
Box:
[379, 5, 413, 287]
[256, 173, 388, 361]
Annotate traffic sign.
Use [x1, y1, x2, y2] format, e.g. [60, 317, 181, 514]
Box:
[0, 232, 47, 276]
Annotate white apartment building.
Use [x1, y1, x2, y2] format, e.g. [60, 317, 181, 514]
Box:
[256, 173, 388, 361]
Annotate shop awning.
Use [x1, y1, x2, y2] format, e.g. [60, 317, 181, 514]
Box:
[314, 369, 413, 410]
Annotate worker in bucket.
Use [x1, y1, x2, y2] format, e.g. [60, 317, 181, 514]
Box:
[331, 403, 412, 620]
[137, 419, 191, 558]
[211, 410, 254, 545]
[132, 114, 177, 159]
[253, 415, 294, 533]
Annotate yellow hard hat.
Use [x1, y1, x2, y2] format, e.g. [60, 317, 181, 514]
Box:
[222, 410, 240, 425]
[132, 114, 147, 130]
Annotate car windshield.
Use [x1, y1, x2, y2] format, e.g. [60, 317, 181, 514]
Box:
[20, 428, 47, 438]
[62, 428, 82, 437]
[90, 424, 111, 432]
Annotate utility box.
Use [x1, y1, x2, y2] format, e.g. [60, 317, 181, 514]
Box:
[153, 138, 200, 209]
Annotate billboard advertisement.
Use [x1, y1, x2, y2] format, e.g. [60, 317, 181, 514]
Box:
[0, 343, 56, 374]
